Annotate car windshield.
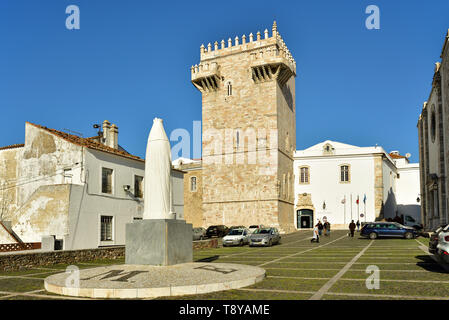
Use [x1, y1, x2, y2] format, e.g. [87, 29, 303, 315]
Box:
[228, 229, 243, 235]
[193, 228, 202, 232]
[254, 228, 271, 234]
[393, 222, 405, 228]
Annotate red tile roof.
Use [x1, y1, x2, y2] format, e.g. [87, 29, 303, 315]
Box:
[26, 122, 144, 162]
[389, 153, 406, 159]
[0, 144, 25, 151]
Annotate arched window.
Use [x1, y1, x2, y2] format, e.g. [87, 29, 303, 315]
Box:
[236, 130, 240, 149]
[430, 105, 436, 143]
[190, 176, 197, 192]
[227, 82, 232, 96]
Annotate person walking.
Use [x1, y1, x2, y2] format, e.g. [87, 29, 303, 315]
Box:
[311, 224, 320, 243]
[324, 221, 331, 237]
[349, 220, 356, 237]
[317, 220, 323, 236]
[356, 220, 360, 231]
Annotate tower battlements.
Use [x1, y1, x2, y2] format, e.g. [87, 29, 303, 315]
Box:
[191, 21, 296, 91]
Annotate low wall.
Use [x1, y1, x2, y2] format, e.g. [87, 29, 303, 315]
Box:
[0, 239, 219, 272]
[193, 238, 218, 249]
[0, 242, 41, 253]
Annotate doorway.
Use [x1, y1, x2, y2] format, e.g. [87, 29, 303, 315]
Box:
[297, 209, 314, 229]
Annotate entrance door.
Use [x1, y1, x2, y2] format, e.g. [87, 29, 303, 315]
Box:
[300, 216, 311, 228]
[297, 209, 314, 229]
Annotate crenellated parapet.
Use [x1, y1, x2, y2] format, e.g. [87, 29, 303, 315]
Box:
[190, 21, 296, 91]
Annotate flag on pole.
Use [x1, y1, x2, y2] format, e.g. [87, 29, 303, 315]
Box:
[356, 195, 359, 204]
[363, 194, 367, 204]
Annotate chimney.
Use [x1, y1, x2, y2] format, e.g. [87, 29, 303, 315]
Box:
[102, 120, 111, 145]
[109, 124, 118, 149]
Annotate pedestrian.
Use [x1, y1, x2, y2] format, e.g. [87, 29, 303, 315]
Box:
[317, 220, 323, 236]
[349, 220, 356, 237]
[356, 220, 360, 231]
[324, 221, 331, 237]
[311, 224, 320, 243]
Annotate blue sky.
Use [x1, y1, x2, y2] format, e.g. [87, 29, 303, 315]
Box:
[1, 1, 448, 163]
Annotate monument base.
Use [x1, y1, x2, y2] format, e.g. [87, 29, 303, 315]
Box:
[125, 219, 192, 266]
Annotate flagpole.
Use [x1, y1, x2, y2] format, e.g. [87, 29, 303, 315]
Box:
[357, 195, 359, 221]
[350, 194, 353, 222]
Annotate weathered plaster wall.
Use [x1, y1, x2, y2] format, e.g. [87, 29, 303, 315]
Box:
[0, 224, 17, 244]
[10, 184, 70, 243]
[0, 147, 21, 222]
[18, 123, 84, 206]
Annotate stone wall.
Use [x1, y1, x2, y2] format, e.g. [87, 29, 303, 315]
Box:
[0, 239, 219, 272]
[193, 24, 296, 232]
[181, 166, 204, 227]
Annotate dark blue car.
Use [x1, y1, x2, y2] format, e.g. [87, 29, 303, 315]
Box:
[360, 222, 419, 239]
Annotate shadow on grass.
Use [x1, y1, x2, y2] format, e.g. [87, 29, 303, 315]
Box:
[195, 255, 220, 262]
[415, 255, 448, 274]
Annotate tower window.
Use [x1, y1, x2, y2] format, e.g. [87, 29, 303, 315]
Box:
[227, 82, 232, 96]
[190, 176, 197, 192]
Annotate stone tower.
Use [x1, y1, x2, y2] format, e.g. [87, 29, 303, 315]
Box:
[190, 22, 297, 233]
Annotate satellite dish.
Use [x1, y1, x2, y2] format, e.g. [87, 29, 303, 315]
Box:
[405, 153, 411, 158]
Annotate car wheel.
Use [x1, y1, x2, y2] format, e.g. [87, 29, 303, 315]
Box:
[369, 232, 378, 240]
[404, 232, 414, 239]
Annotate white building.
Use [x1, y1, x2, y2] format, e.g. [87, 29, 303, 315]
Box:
[0, 121, 184, 250]
[293, 141, 421, 229]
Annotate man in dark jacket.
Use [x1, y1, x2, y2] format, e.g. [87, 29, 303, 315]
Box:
[349, 220, 356, 237]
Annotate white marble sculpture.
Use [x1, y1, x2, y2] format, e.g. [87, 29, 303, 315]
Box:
[143, 118, 174, 220]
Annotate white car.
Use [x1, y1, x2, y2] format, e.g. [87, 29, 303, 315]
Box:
[248, 225, 264, 234]
[222, 228, 250, 247]
[437, 225, 449, 263]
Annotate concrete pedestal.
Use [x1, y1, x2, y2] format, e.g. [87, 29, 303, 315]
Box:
[125, 219, 192, 266]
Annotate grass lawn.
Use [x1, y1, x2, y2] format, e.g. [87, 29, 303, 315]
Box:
[0, 230, 448, 300]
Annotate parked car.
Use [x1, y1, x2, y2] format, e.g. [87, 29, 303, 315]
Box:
[192, 227, 206, 241]
[222, 228, 250, 247]
[249, 227, 281, 247]
[229, 226, 246, 231]
[206, 225, 229, 238]
[248, 225, 264, 234]
[437, 225, 449, 263]
[429, 225, 447, 254]
[360, 222, 419, 239]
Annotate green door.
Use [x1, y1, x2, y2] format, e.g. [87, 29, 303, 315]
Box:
[297, 209, 314, 229]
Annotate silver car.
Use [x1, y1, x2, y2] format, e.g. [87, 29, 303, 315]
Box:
[192, 227, 206, 241]
[249, 227, 281, 247]
[222, 228, 250, 247]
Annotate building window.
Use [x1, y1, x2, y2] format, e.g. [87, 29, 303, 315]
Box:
[340, 165, 350, 183]
[102, 168, 113, 194]
[300, 167, 309, 184]
[430, 106, 436, 143]
[134, 175, 143, 198]
[227, 82, 232, 96]
[100, 216, 113, 241]
[190, 176, 197, 192]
